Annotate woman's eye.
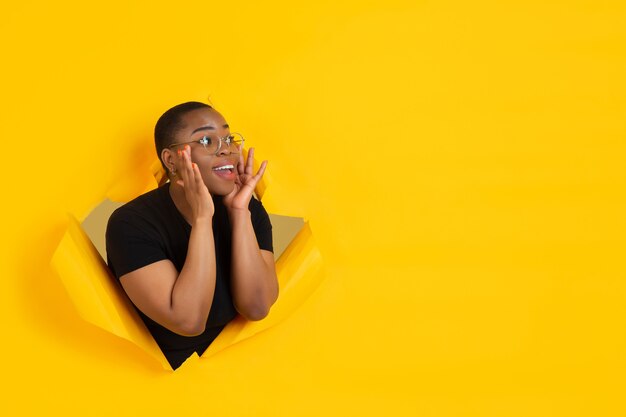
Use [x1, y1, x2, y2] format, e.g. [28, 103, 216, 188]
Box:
[200, 136, 212, 145]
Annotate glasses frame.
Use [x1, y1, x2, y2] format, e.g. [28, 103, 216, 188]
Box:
[166, 132, 245, 156]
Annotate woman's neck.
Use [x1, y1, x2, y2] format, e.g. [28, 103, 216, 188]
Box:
[168, 182, 194, 226]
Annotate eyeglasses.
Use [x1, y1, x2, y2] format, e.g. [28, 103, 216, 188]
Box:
[166, 132, 245, 156]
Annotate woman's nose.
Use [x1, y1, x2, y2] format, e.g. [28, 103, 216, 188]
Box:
[216, 139, 232, 156]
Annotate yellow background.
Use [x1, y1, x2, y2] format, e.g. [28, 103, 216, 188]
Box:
[2, 0, 626, 415]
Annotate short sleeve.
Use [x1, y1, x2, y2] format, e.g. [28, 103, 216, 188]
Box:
[105, 208, 168, 279]
[249, 197, 274, 253]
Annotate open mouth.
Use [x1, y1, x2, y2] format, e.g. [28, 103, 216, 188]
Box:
[212, 164, 235, 179]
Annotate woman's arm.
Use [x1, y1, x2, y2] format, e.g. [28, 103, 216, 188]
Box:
[119, 146, 217, 336]
[223, 147, 278, 320]
[229, 209, 278, 320]
[119, 218, 216, 336]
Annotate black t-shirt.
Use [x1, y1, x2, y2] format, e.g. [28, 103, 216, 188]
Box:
[105, 182, 273, 369]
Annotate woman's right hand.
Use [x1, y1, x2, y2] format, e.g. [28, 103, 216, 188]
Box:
[176, 145, 214, 221]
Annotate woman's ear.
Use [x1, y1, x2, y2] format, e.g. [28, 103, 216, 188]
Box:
[161, 148, 176, 173]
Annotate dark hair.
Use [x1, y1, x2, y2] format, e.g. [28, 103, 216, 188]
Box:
[154, 101, 212, 174]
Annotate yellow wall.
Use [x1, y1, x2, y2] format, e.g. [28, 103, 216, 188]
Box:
[2, 1, 626, 415]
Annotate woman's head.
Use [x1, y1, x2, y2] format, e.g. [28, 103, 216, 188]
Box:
[155, 102, 240, 195]
[155, 101, 212, 174]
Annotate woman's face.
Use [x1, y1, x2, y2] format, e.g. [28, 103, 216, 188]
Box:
[168, 107, 239, 195]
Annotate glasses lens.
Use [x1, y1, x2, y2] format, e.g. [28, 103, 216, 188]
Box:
[200, 136, 219, 154]
[226, 133, 244, 150]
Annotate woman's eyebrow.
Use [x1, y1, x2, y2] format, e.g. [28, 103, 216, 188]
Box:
[191, 124, 230, 135]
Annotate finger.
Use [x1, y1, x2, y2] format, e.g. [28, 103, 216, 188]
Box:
[245, 147, 255, 175]
[181, 146, 196, 192]
[254, 160, 268, 180]
[243, 160, 267, 192]
[192, 163, 204, 187]
[175, 149, 188, 185]
[185, 145, 193, 167]
[178, 149, 188, 179]
[183, 145, 194, 175]
[237, 151, 245, 176]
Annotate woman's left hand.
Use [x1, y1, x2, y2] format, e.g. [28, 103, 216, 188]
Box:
[223, 147, 267, 212]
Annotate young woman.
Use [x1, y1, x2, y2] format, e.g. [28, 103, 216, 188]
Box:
[106, 102, 278, 369]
